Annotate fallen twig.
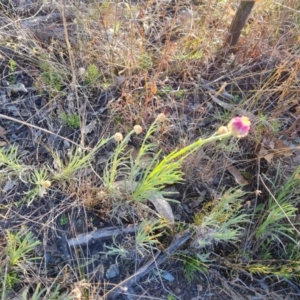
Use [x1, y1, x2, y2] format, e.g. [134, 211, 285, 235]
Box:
[104, 229, 191, 300]
[0, 113, 85, 149]
[67, 225, 138, 247]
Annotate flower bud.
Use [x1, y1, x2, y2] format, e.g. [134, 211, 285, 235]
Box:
[42, 180, 51, 188]
[133, 125, 143, 134]
[157, 113, 166, 122]
[227, 116, 251, 138]
[217, 126, 228, 135]
[114, 132, 123, 142]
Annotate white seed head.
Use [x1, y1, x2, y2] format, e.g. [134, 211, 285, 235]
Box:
[157, 113, 166, 122]
[133, 125, 143, 134]
[114, 132, 123, 142]
[42, 180, 51, 188]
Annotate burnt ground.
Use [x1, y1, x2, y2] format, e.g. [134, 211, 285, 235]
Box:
[0, 0, 300, 299]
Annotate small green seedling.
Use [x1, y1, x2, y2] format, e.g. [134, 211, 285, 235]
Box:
[85, 64, 100, 86]
[0, 145, 25, 172]
[8, 59, 17, 82]
[53, 137, 110, 181]
[60, 113, 81, 129]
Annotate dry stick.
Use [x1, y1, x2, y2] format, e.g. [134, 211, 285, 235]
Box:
[59, 0, 85, 148]
[0, 113, 85, 149]
[104, 230, 191, 300]
[67, 225, 139, 247]
[224, 1, 256, 49]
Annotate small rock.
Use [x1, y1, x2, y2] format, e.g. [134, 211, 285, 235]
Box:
[3, 181, 17, 193]
[161, 271, 175, 282]
[106, 264, 119, 279]
[63, 140, 71, 149]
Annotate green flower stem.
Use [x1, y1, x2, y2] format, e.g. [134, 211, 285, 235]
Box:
[133, 131, 232, 200]
[163, 132, 232, 163]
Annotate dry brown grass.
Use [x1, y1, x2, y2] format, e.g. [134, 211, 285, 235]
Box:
[0, 0, 300, 298]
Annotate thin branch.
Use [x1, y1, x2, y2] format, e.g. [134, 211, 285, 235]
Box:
[0, 113, 85, 149]
[104, 230, 191, 299]
[67, 225, 139, 247]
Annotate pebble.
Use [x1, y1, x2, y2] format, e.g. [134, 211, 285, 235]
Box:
[106, 264, 120, 279]
[161, 271, 175, 282]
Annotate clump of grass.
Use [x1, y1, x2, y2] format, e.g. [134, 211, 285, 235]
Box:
[180, 253, 209, 283]
[193, 188, 249, 247]
[102, 235, 130, 263]
[0, 145, 26, 173]
[60, 113, 81, 129]
[41, 68, 64, 92]
[234, 166, 300, 283]
[23, 283, 72, 300]
[23, 168, 52, 205]
[85, 63, 101, 86]
[52, 137, 111, 181]
[137, 53, 153, 70]
[8, 58, 17, 82]
[104, 114, 251, 203]
[1, 230, 40, 297]
[102, 218, 168, 262]
[4, 230, 40, 268]
[135, 219, 168, 256]
[254, 166, 300, 248]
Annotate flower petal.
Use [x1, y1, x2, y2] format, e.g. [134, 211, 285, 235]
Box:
[227, 116, 251, 138]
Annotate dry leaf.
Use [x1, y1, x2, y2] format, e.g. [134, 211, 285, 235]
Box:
[112, 180, 175, 223]
[227, 165, 249, 186]
[151, 82, 157, 94]
[261, 136, 271, 146]
[83, 120, 97, 134]
[148, 195, 175, 224]
[273, 138, 292, 155]
[146, 82, 157, 94]
[258, 146, 274, 163]
[259, 135, 293, 163]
